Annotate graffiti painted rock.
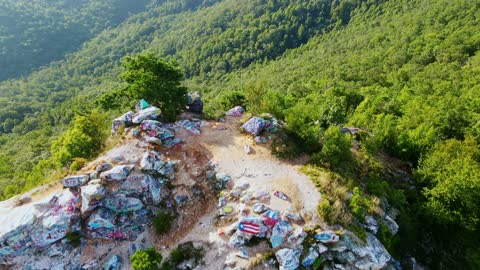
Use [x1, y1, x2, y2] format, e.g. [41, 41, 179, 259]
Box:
[275, 248, 301, 270]
[100, 165, 134, 182]
[103, 194, 144, 213]
[81, 183, 106, 215]
[61, 175, 89, 188]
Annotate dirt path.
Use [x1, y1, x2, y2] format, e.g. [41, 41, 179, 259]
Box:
[172, 116, 322, 269]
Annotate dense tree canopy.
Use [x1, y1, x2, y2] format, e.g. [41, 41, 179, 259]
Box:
[0, 0, 149, 81]
[416, 138, 480, 230]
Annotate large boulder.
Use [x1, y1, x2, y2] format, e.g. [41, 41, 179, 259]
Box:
[176, 119, 201, 135]
[187, 92, 203, 114]
[96, 163, 112, 173]
[61, 175, 89, 188]
[275, 248, 301, 270]
[102, 194, 144, 213]
[39, 189, 81, 230]
[342, 233, 392, 270]
[30, 225, 68, 248]
[383, 215, 399, 235]
[270, 221, 293, 248]
[103, 255, 122, 270]
[241, 117, 265, 136]
[80, 183, 106, 215]
[111, 111, 134, 135]
[132, 106, 161, 124]
[140, 151, 176, 179]
[140, 120, 175, 141]
[100, 165, 134, 182]
[226, 106, 244, 117]
[86, 208, 116, 231]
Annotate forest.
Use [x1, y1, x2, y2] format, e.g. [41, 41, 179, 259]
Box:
[0, 0, 479, 268]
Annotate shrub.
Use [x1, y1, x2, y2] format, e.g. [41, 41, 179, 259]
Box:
[153, 210, 175, 235]
[130, 247, 163, 270]
[312, 257, 323, 270]
[377, 223, 396, 253]
[160, 242, 204, 270]
[315, 125, 353, 168]
[66, 231, 81, 247]
[70, 157, 88, 171]
[349, 187, 371, 221]
[318, 199, 334, 224]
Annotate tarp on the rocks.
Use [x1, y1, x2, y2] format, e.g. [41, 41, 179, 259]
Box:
[136, 99, 151, 112]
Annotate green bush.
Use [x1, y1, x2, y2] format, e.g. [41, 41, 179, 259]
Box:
[349, 187, 371, 221]
[314, 125, 353, 168]
[160, 242, 204, 270]
[66, 231, 81, 247]
[153, 211, 175, 235]
[312, 257, 323, 270]
[130, 247, 163, 270]
[52, 111, 107, 166]
[203, 90, 246, 120]
[318, 199, 334, 224]
[377, 223, 396, 253]
[70, 157, 88, 171]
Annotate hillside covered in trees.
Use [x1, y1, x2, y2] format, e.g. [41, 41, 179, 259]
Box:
[0, 0, 479, 268]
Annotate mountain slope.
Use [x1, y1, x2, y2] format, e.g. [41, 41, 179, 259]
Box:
[0, 0, 367, 199]
[0, 0, 479, 268]
[0, 0, 150, 81]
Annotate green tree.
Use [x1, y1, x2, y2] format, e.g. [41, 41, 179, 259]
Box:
[130, 247, 163, 270]
[52, 111, 107, 166]
[416, 137, 480, 230]
[315, 125, 353, 168]
[100, 53, 187, 122]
